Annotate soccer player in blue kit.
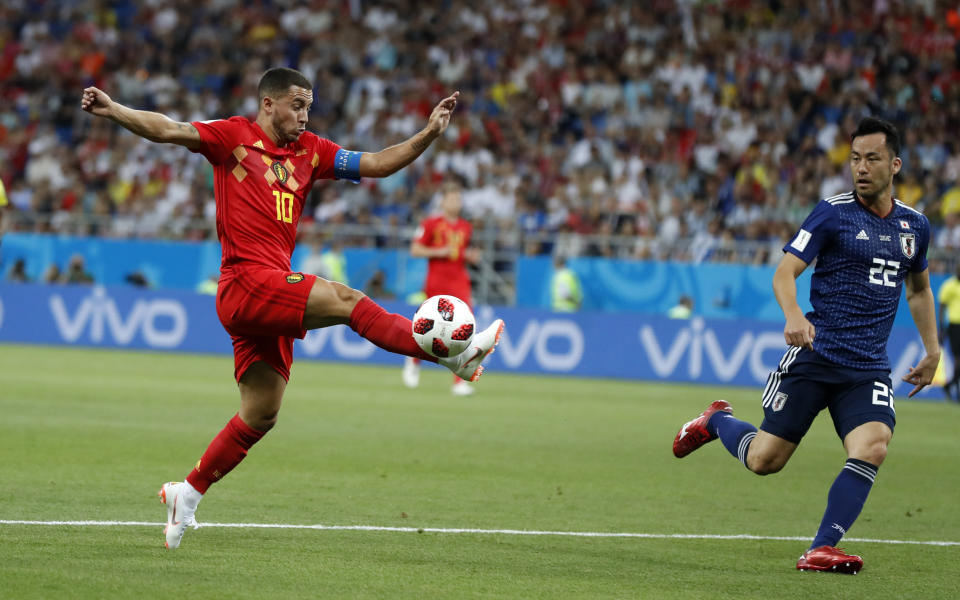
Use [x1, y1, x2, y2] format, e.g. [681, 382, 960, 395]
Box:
[672, 117, 940, 574]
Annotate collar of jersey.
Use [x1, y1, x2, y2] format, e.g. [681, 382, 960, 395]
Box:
[250, 121, 297, 156]
[853, 190, 895, 219]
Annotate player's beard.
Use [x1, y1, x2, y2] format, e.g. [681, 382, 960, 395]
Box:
[274, 116, 302, 146]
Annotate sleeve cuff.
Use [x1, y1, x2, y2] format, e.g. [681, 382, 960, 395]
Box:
[334, 149, 363, 183]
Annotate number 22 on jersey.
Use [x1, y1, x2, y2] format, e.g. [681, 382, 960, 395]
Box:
[273, 191, 294, 223]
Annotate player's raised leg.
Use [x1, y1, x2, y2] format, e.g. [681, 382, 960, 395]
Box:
[673, 400, 798, 475]
[162, 361, 281, 548]
[305, 278, 503, 381]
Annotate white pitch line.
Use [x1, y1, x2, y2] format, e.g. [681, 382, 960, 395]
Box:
[1, 520, 958, 547]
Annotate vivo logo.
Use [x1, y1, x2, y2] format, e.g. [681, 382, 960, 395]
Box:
[49, 287, 188, 348]
[475, 307, 584, 371]
[298, 326, 377, 359]
[639, 317, 785, 383]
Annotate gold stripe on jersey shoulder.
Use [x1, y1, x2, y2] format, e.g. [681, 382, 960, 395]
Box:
[253, 140, 265, 149]
[311, 153, 319, 168]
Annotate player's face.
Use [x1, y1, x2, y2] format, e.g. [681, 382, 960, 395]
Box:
[441, 190, 462, 218]
[268, 86, 312, 146]
[849, 133, 901, 199]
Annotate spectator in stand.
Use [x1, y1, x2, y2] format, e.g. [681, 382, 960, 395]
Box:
[0, 1, 958, 269]
[6, 258, 29, 283]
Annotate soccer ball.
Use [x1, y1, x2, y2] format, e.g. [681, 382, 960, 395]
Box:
[411, 295, 475, 358]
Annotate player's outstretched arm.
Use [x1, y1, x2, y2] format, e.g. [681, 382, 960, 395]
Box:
[903, 269, 941, 397]
[773, 252, 815, 350]
[410, 240, 452, 259]
[81, 87, 201, 150]
[358, 92, 459, 178]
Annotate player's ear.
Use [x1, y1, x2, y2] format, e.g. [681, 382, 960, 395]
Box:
[891, 156, 902, 176]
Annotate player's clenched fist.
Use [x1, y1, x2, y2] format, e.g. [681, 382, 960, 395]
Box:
[81, 87, 114, 117]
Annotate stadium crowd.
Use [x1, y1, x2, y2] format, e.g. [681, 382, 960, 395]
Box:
[2, 0, 960, 269]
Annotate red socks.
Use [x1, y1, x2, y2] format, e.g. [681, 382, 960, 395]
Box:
[185, 414, 266, 494]
[349, 296, 436, 362]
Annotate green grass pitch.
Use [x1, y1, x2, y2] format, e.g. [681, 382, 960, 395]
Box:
[1, 343, 957, 599]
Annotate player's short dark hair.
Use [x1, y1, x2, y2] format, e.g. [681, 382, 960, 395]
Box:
[850, 117, 901, 158]
[258, 68, 312, 101]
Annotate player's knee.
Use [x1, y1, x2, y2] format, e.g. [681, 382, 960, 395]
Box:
[331, 281, 364, 306]
[248, 409, 279, 432]
[852, 440, 888, 466]
[746, 453, 785, 476]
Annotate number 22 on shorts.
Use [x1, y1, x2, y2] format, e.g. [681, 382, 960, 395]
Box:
[273, 191, 293, 223]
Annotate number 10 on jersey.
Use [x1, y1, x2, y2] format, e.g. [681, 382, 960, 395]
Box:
[274, 191, 293, 223]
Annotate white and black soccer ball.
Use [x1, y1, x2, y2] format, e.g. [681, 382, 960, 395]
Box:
[411, 295, 475, 358]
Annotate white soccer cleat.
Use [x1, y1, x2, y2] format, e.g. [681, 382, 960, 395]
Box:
[439, 319, 504, 382]
[402, 357, 421, 388]
[451, 380, 475, 396]
[159, 481, 200, 549]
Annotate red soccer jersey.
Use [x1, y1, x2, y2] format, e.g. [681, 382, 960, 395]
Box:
[415, 215, 472, 300]
[190, 117, 340, 272]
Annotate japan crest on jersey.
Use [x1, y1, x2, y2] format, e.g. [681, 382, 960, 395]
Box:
[900, 232, 916, 259]
[772, 392, 788, 412]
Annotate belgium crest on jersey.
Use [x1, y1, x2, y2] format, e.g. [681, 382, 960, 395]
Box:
[899, 232, 916, 259]
[271, 161, 289, 184]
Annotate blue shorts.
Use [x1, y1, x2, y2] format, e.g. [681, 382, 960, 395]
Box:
[759, 347, 896, 444]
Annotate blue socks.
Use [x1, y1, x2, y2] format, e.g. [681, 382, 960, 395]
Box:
[707, 412, 757, 469]
[809, 459, 878, 549]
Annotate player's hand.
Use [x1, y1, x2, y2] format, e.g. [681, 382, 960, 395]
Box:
[783, 313, 815, 350]
[426, 91, 459, 136]
[81, 87, 114, 117]
[902, 352, 940, 397]
[464, 247, 481, 263]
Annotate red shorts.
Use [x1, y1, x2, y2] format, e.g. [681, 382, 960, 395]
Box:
[216, 267, 317, 382]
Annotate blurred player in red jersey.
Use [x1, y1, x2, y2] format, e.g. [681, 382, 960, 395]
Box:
[403, 181, 480, 395]
[80, 68, 504, 549]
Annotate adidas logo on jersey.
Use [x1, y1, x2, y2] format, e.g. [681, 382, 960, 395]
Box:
[856, 229, 869, 240]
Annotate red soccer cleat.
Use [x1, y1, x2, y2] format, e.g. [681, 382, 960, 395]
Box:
[672, 400, 733, 458]
[796, 546, 863, 574]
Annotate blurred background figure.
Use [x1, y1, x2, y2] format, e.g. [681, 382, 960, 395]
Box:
[63, 254, 94, 284]
[668, 295, 694, 319]
[300, 235, 349, 285]
[938, 264, 960, 402]
[6, 258, 29, 283]
[551, 255, 582, 312]
[365, 269, 394, 300]
[403, 180, 478, 396]
[196, 274, 219, 295]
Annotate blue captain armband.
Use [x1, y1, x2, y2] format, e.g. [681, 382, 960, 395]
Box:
[334, 149, 363, 183]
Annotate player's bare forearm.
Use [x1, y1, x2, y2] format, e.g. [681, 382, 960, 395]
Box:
[81, 87, 200, 149]
[359, 92, 457, 178]
[906, 272, 940, 358]
[109, 104, 200, 148]
[360, 129, 438, 178]
[903, 270, 941, 396]
[411, 242, 448, 259]
[773, 253, 814, 348]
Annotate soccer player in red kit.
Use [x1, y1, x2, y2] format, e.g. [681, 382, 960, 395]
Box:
[80, 67, 504, 549]
[403, 181, 480, 395]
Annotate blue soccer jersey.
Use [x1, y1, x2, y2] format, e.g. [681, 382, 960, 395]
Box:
[783, 191, 930, 370]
